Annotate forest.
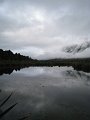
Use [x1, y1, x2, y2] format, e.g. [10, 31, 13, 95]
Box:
[0, 49, 90, 73]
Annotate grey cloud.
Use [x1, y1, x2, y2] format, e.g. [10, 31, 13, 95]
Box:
[56, 15, 90, 36]
[0, 0, 90, 59]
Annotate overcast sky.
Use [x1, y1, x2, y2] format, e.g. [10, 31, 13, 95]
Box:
[0, 0, 90, 59]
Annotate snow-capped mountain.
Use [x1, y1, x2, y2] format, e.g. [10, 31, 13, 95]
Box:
[63, 41, 90, 54]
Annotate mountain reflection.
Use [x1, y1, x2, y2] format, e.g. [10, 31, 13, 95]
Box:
[63, 69, 90, 86]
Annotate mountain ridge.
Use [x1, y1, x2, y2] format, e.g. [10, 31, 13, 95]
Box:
[63, 41, 90, 54]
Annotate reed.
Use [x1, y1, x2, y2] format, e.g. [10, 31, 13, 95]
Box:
[0, 92, 31, 120]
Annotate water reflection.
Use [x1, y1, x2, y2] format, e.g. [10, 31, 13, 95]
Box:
[0, 67, 13, 75]
[14, 67, 45, 77]
[13, 67, 90, 86]
[0, 67, 90, 120]
[0, 66, 26, 76]
[64, 69, 90, 86]
[0, 64, 90, 76]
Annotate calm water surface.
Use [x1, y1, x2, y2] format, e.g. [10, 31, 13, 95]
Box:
[0, 67, 90, 120]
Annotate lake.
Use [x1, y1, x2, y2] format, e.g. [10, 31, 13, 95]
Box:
[0, 66, 90, 120]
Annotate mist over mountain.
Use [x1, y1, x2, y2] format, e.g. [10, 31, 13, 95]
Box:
[62, 41, 90, 58]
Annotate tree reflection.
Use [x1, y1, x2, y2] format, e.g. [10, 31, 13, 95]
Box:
[0, 66, 27, 76]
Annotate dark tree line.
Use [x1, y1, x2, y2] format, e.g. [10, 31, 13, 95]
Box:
[0, 48, 90, 73]
[0, 49, 33, 61]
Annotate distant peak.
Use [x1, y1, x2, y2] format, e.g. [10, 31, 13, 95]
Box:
[63, 41, 90, 54]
